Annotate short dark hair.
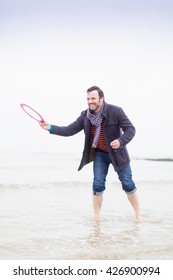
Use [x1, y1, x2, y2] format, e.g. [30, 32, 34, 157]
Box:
[87, 86, 105, 99]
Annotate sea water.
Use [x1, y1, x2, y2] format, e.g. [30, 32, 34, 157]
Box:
[0, 152, 173, 259]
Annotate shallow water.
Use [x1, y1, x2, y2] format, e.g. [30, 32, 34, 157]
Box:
[0, 152, 173, 259]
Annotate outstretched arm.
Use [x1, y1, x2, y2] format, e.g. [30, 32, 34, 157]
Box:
[39, 112, 85, 136]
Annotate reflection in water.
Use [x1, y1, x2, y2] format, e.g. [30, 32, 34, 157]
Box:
[86, 217, 140, 259]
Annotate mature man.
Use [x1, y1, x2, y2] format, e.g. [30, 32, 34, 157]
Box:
[39, 86, 141, 222]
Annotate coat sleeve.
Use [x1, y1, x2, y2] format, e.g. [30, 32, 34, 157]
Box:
[117, 107, 136, 146]
[49, 113, 84, 137]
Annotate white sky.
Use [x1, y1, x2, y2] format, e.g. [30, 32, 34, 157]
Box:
[0, 0, 173, 158]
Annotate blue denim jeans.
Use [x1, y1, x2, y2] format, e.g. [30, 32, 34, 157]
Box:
[93, 150, 137, 195]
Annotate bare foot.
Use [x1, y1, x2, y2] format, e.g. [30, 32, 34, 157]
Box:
[94, 214, 100, 222]
[136, 215, 142, 223]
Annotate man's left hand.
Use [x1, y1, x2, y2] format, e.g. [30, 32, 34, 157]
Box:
[110, 139, 120, 149]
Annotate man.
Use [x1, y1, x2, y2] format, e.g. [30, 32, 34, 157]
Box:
[39, 86, 141, 222]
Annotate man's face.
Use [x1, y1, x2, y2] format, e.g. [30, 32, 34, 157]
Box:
[87, 90, 104, 113]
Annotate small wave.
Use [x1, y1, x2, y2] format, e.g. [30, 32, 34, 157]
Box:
[134, 157, 173, 162]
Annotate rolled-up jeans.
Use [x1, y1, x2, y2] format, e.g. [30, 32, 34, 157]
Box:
[93, 150, 137, 195]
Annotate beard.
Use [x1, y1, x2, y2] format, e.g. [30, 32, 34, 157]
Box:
[89, 104, 97, 113]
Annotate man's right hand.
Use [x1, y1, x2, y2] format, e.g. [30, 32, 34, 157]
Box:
[39, 121, 50, 131]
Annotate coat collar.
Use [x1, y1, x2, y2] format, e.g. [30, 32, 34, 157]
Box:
[102, 102, 108, 119]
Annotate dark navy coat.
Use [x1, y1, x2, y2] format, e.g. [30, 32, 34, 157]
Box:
[50, 102, 136, 171]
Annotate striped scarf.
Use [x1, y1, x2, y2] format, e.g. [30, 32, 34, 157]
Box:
[87, 104, 104, 148]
